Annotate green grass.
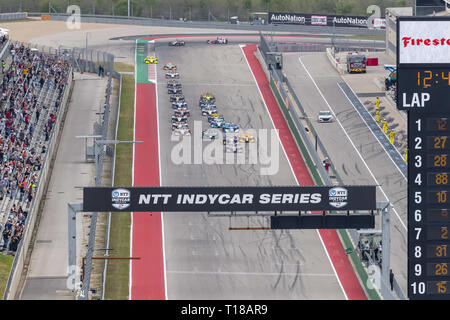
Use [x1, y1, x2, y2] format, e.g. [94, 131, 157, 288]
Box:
[0, 254, 14, 298]
[104, 73, 134, 300]
[114, 62, 134, 73]
[349, 34, 385, 41]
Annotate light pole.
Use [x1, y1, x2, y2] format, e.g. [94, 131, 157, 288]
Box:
[75, 138, 143, 300]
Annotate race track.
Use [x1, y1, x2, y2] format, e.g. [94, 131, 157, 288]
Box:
[130, 38, 363, 299]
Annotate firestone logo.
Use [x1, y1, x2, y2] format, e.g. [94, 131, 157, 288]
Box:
[402, 37, 450, 48]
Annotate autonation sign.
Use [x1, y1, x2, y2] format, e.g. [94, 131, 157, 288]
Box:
[268, 12, 385, 29]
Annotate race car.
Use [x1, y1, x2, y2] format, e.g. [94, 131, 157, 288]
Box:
[200, 102, 217, 109]
[173, 127, 191, 136]
[172, 121, 189, 131]
[168, 39, 185, 46]
[223, 134, 239, 145]
[172, 101, 188, 109]
[171, 114, 188, 123]
[202, 128, 220, 140]
[207, 37, 228, 44]
[167, 80, 181, 88]
[238, 132, 255, 143]
[207, 113, 224, 123]
[201, 105, 218, 116]
[210, 117, 226, 128]
[173, 109, 190, 118]
[199, 93, 215, 105]
[225, 142, 244, 153]
[168, 86, 183, 94]
[169, 94, 185, 102]
[144, 56, 158, 64]
[165, 71, 180, 79]
[222, 122, 240, 133]
[163, 62, 177, 70]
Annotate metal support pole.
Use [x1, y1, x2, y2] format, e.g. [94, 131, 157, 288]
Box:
[380, 202, 396, 299]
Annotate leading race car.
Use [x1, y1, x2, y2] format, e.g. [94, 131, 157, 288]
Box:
[165, 71, 180, 79]
[168, 86, 183, 94]
[207, 37, 228, 44]
[199, 93, 215, 105]
[163, 62, 177, 70]
[144, 56, 158, 64]
[168, 39, 185, 46]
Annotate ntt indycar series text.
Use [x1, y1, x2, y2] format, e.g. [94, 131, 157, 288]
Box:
[83, 185, 376, 212]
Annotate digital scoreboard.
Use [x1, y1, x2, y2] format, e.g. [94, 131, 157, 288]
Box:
[397, 17, 450, 299]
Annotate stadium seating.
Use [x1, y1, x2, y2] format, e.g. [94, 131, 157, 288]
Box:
[0, 42, 70, 254]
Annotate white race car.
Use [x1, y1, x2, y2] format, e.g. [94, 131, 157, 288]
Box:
[207, 37, 228, 44]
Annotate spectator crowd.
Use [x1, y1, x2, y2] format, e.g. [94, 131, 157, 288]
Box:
[0, 41, 71, 255]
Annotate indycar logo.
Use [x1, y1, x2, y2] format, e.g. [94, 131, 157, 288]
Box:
[328, 187, 348, 209]
[112, 188, 131, 210]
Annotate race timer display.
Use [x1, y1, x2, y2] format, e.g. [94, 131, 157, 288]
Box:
[397, 17, 450, 300]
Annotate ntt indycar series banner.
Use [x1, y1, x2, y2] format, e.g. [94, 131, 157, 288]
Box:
[83, 186, 376, 212]
[268, 12, 385, 29]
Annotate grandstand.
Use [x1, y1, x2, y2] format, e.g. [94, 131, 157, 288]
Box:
[0, 41, 70, 255]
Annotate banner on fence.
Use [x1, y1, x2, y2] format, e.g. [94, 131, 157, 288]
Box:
[268, 12, 386, 29]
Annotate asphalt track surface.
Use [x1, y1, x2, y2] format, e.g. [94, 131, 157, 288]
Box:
[131, 38, 367, 299]
[283, 52, 408, 294]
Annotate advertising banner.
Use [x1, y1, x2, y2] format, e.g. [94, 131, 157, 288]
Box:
[83, 185, 377, 212]
[268, 12, 385, 29]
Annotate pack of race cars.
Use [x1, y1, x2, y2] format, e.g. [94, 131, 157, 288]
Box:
[166, 62, 191, 136]
[164, 52, 254, 153]
[199, 93, 255, 153]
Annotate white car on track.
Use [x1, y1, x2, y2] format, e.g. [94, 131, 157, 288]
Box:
[318, 111, 333, 123]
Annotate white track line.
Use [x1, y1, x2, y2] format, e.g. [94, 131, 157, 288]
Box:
[239, 44, 348, 300]
[167, 270, 336, 277]
[298, 57, 407, 231]
[129, 39, 137, 300]
[152, 40, 169, 300]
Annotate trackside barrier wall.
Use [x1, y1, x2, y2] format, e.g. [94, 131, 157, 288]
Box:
[0, 13, 27, 21]
[256, 39, 383, 299]
[326, 47, 345, 75]
[3, 70, 74, 300]
[0, 40, 10, 61]
[27, 12, 385, 37]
